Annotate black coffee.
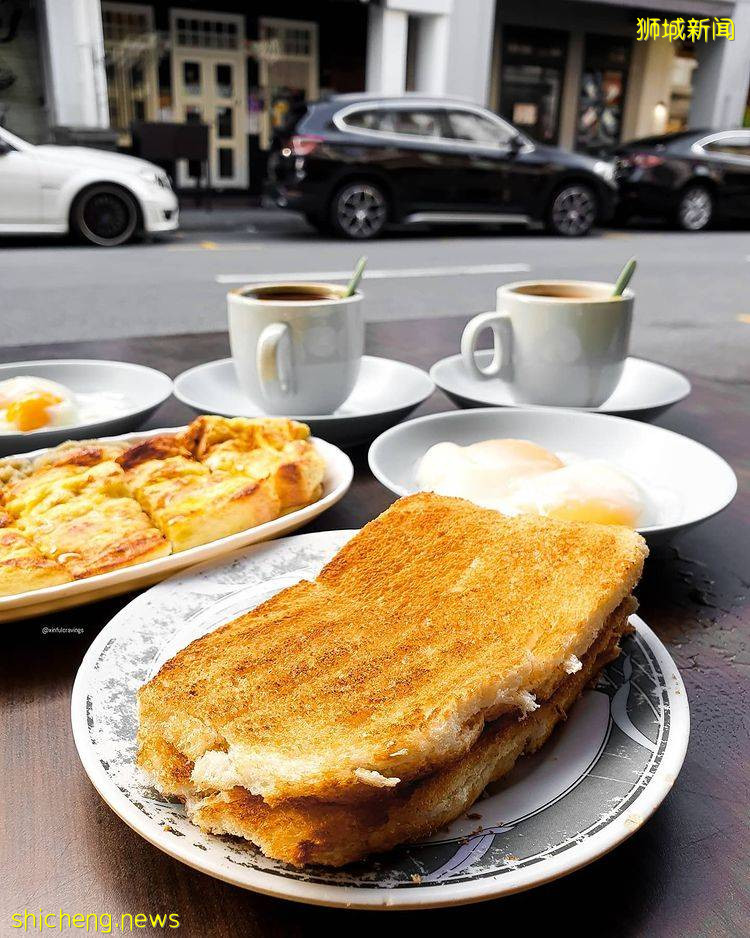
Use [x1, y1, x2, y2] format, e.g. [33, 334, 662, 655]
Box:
[260, 290, 336, 302]
[246, 285, 342, 302]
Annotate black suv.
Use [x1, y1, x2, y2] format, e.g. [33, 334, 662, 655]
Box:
[265, 94, 617, 239]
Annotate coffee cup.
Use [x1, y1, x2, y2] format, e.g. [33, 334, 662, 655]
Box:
[460, 280, 633, 407]
[228, 282, 364, 415]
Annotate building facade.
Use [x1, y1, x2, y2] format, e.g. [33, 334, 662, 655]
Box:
[1, 0, 749, 190]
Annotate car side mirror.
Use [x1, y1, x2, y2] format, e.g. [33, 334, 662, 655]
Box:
[0, 140, 11, 155]
[503, 134, 523, 156]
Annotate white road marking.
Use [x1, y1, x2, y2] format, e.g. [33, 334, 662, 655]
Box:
[214, 262, 531, 284]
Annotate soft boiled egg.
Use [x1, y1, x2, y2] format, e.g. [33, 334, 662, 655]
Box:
[501, 459, 644, 527]
[0, 376, 80, 433]
[416, 438, 644, 528]
[416, 438, 564, 510]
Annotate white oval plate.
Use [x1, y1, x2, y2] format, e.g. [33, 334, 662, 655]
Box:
[72, 529, 690, 910]
[0, 427, 352, 622]
[368, 408, 736, 543]
[173, 356, 435, 446]
[431, 353, 691, 420]
[0, 359, 173, 455]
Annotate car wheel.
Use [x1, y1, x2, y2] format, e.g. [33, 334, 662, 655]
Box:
[676, 185, 713, 232]
[548, 183, 597, 237]
[71, 185, 139, 246]
[330, 181, 388, 239]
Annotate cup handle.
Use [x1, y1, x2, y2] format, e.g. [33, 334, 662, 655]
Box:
[460, 311, 511, 380]
[256, 322, 295, 397]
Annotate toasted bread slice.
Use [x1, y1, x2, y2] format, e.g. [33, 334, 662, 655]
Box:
[182, 599, 634, 866]
[137, 494, 647, 806]
[118, 435, 280, 552]
[0, 511, 73, 596]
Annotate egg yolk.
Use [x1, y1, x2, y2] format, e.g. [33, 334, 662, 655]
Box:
[539, 500, 639, 527]
[5, 392, 62, 431]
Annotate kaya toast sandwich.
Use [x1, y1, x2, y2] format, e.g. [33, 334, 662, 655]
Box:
[137, 493, 647, 866]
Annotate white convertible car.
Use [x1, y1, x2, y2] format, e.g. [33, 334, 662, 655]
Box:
[0, 126, 179, 246]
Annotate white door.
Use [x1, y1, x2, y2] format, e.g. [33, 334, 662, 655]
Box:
[0, 144, 42, 227]
[170, 10, 248, 189]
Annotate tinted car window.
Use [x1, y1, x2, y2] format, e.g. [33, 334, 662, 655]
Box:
[343, 108, 444, 137]
[384, 109, 444, 137]
[447, 111, 514, 146]
[703, 134, 750, 158]
[343, 109, 388, 131]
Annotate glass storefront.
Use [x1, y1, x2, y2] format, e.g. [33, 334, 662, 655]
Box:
[96, 2, 366, 190]
[576, 34, 631, 154]
[498, 26, 568, 144]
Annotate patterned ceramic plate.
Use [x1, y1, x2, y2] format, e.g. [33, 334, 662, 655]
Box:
[71, 530, 690, 909]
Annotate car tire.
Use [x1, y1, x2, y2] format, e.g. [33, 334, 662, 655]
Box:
[676, 185, 713, 232]
[330, 180, 388, 240]
[71, 184, 140, 246]
[547, 183, 598, 237]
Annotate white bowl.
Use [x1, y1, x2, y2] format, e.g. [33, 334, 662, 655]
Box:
[368, 408, 737, 542]
[0, 359, 173, 455]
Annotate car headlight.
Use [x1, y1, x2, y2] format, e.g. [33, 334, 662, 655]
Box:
[139, 170, 172, 189]
[592, 160, 616, 185]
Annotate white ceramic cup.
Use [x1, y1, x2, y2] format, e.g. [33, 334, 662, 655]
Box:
[460, 280, 634, 407]
[228, 282, 364, 415]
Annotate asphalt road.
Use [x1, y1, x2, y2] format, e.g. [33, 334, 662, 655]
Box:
[1, 209, 749, 384]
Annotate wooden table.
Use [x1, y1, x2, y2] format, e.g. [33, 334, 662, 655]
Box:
[3, 320, 748, 936]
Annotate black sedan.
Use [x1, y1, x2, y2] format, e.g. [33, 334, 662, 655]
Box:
[614, 129, 750, 231]
[265, 94, 617, 239]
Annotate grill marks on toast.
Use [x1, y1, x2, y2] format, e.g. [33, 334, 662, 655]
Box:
[0, 417, 323, 595]
[137, 494, 648, 807]
[186, 599, 635, 867]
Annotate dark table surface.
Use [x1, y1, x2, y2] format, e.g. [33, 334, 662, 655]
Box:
[3, 320, 749, 937]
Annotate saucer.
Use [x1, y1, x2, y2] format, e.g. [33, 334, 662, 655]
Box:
[430, 353, 690, 419]
[174, 356, 435, 446]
